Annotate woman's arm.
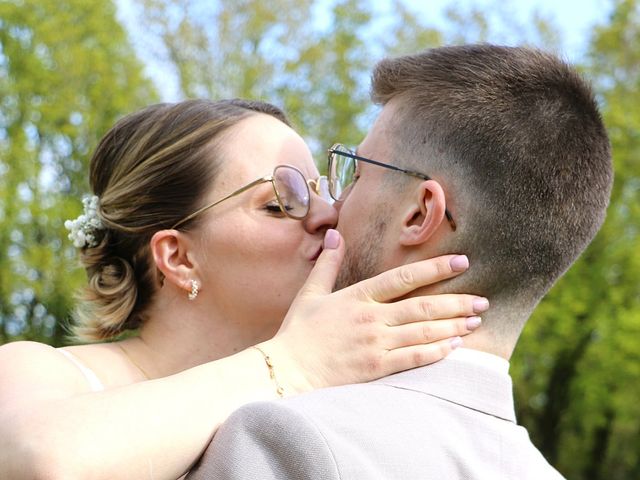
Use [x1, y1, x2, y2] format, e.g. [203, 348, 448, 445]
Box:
[0, 236, 485, 480]
[0, 341, 288, 480]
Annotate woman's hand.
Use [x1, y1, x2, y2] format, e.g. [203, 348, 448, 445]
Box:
[264, 229, 489, 394]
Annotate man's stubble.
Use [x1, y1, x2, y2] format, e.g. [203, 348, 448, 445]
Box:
[334, 211, 390, 291]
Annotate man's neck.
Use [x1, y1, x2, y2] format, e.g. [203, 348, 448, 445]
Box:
[455, 330, 515, 360]
[407, 281, 534, 361]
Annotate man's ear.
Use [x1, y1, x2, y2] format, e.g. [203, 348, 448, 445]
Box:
[398, 179, 447, 246]
[150, 230, 197, 293]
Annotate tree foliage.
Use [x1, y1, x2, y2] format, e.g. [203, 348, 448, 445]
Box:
[133, 0, 448, 156]
[0, 0, 156, 345]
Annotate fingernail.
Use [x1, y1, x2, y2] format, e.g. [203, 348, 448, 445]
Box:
[473, 297, 490, 313]
[466, 316, 482, 330]
[450, 336, 463, 349]
[323, 229, 340, 249]
[449, 255, 469, 272]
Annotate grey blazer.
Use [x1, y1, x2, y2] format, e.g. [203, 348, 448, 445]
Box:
[188, 348, 565, 479]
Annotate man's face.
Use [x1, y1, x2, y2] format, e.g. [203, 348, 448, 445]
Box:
[334, 104, 399, 290]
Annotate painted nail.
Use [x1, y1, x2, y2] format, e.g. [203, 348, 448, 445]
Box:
[466, 316, 482, 330]
[450, 336, 463, 349]
[323, 229, 340, 249]
[473, 297, 490, 313]
[449, 255, 469, 272]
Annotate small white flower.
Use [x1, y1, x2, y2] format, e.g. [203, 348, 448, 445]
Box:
[64, 195, 105, 249]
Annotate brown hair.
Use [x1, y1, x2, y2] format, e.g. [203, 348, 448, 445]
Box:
[72, 98, 289, 341]
[371, 45, 612, 310]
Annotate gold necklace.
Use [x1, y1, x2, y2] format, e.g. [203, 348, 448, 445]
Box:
[116, 343, 151, 381]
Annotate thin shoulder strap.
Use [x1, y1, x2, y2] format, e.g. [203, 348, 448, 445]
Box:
[58, 349, 105, 392]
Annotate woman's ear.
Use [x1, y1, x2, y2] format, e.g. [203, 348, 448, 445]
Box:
[150, 230, 197, 293]
[398, 180, 447, 246]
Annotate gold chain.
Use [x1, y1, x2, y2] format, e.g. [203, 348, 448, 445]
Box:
[116, 343, 151, 381]
[252, 346, 284, 398]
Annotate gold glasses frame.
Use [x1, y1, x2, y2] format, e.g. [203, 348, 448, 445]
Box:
[172, 164, 328, 229]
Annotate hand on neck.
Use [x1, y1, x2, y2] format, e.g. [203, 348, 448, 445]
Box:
[392, 248, 530, 361]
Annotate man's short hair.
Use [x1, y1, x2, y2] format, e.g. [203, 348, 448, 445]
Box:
[371, 44, 612, 305]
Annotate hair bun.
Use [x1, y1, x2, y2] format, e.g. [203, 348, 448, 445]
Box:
[74, 250, 139, 341]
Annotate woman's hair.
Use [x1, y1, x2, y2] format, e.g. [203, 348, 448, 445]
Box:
[71, 98, 289, 341]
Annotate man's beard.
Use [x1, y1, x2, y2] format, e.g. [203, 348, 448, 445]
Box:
[334, 213, 389, 291]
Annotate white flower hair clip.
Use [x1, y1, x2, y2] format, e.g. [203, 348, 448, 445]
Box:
[64, 195, 105, 248]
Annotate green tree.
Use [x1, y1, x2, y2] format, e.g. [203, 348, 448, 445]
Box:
[136, 0, 380, 155]
[0, 0, 156, 346]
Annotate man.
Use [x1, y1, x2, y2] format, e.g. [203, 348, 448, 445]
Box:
[188, 44, 612, 479]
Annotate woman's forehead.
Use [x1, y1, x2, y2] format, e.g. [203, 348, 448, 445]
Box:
[221, 114, 317, 178]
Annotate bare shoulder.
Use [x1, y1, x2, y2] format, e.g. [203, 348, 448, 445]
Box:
[0, 341, 94, 404]
[0, 340, 63, 370]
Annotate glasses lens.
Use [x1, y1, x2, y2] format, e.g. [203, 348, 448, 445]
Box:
[329, 145, 356, 201]
[315, 176, 332, 203]
[273, 166, 310, 219]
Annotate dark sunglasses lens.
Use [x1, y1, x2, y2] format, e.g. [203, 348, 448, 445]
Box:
[273, 166, 310, 219]
[330, 146, 355, 200]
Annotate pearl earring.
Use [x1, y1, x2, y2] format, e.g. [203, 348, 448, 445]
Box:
[188, 280, 200, 301]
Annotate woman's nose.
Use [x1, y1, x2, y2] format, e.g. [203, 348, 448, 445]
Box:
[303, 185, 338, 233]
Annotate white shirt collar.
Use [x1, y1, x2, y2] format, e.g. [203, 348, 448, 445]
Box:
[447, 347, 510, 375]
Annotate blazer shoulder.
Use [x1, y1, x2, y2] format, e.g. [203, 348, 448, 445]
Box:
[189, 400, 342, 480]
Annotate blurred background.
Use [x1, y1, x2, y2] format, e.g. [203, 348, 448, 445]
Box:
[0, 0, 638, 478]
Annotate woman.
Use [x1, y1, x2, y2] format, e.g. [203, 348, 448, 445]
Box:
[0, 99, 486, 479]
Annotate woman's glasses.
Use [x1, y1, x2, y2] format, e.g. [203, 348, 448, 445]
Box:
[327, 143, 456, 231]
[172, 165, 329, 229]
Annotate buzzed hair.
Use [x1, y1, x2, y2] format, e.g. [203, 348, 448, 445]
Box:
[371, 44, 612, 305]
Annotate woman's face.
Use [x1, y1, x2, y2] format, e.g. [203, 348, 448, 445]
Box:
[192, 113, 337, 335]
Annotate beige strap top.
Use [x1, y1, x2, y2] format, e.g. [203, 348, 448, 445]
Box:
[58, 349, 105, 392]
